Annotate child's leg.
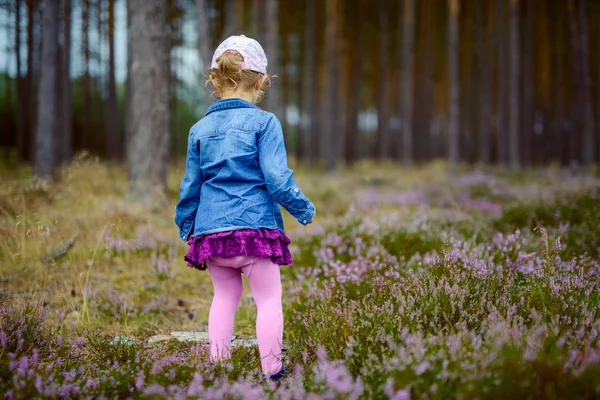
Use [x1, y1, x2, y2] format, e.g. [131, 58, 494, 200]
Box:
[206, 259, 244, 362]
[242, 258, 283, 375]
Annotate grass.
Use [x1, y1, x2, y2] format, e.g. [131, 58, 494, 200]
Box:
[1, 155, 600, 398]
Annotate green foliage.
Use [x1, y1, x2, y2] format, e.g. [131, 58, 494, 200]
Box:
[494, 188, 600, 257]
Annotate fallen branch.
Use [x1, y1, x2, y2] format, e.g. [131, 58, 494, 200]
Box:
[41, 234, 79, 264]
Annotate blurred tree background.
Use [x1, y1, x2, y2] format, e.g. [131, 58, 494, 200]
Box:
[1, 0, 599, 186]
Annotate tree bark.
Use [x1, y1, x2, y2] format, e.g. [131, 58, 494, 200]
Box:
[195, 0, 213, 110]
[377, 1, 390, 160]
[574, 0, 595, 167]
[324, 0, 340, 170]
[82, 0, 92, 151]
[477, 0, 492, 164]
[224, 0, 236, 38]
[344, 0, 363, 166]
[263, 0, 281, 118]
[414, 0, 437, 163]
[494, 0, 506, 165]
[23, 0, 36, 163]
[521, 0, 534, 167]
[34, 0, 59, 179]
[448, 0, 460, 165]
[508, 0, 520, 170]
[127, 0, 171, 203]
[301, 0, 318, 166]
[15, 0, 26, 164]
[62, 0, 72, 164]
[252, 0, 263, 43]
[106, 0, 119, 161]
[401, 0, 415, 165]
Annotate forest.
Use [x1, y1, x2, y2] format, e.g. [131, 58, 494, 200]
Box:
[2, 1, 600, 398]
[1, 0, 599, 186]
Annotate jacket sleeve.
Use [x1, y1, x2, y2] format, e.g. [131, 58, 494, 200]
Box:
[174, 129, 204, 241]
[258, 115, 315, 225]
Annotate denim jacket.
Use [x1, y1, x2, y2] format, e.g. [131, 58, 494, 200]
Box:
[174, 98, 315, 242]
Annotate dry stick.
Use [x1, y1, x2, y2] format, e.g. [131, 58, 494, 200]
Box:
[40, 234, 79, 264]
[80, 223, 108, 324]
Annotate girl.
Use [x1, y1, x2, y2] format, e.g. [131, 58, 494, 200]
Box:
[175, 35, 315, 381]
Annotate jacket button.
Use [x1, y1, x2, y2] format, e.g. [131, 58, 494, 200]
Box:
[294, 188, 299, 193]
[303, 220, 307, 224]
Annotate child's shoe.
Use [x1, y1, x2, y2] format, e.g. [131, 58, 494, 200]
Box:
[264, 359, 288, 383]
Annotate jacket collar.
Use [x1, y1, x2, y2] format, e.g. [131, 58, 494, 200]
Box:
[205, 98, 260, 116]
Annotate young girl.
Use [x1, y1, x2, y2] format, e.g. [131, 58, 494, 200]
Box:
[174, 35, 315, 381]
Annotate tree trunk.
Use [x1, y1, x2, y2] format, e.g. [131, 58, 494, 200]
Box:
[401, 0, 415, 165]
[23, 0, 36, 163]
[448, 0, 460, 165]
[414, 0, 437, 163]
[476, 0, 492, 164]
[224, 0, 236, 38]
[377, 1, 390, 160]
[508, 0, 520, 170]
[106, 0, 119, 161]
[550, 1, 562, 164]
[252, 0, 263, 42]
[127, 0, 171, 203]
[324, 0, 340, 170]
[82, 0, 92, 151]
[263, 0, 281, 118]
[195, 0, 213, 111]
[34, 0, 59, 179]
[15, 0, 26, 164]
[494, 0, 506, 165]
[521, 0, 534, 167]
[301, 0, 317, 166]
[344, 0, 363, 166]
[597, 16, 600, 163]
[59, 0, 72, 164]
[574, 0, 595, 167]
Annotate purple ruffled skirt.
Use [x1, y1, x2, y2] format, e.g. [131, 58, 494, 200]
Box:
[184, 228, 293, 271]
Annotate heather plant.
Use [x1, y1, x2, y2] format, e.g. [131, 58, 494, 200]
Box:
[1, 162, 600, 398]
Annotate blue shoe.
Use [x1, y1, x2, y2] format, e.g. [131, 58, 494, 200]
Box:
[265, 359, 288, 383]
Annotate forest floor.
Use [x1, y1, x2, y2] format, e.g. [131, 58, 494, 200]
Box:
[1, 155, 600, 398]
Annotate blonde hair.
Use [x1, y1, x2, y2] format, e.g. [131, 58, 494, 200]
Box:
[205, 50, 271, 103]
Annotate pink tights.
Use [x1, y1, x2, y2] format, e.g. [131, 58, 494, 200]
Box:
[206, 256, 283, 375]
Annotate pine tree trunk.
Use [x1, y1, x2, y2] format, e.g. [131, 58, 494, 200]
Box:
[82, 0, 92, 151]
[401, 0, 415, 165]
[35, 0, 59, 179]
[195, 0, 213, 111]
[574, 0, 595, 167]
[106, 0, 119, 161]
[597, 16, 600, 164]
[377, 1, 390, 160]
[344, 0, 363, 166]
[61, 0, 72, 164]
[324, 0, 340, 170]
[414, 0, 436, 162]
[495, 0, 506, 165]
[15, 0, 26, 164]
[127, 0, 171, 203]
[23, 0, 36, 162]
[252, 0, 263, 42]
[477, 0, 492, 164]
[301, 0, 317, 166]
[448, 0, 460, 165]
[521, 0, 534, 167]
[508, 0, 520, 170]
[263, 0, 281, 118]
[224, 0, 236, 38]
[553, 6, 567, 165]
